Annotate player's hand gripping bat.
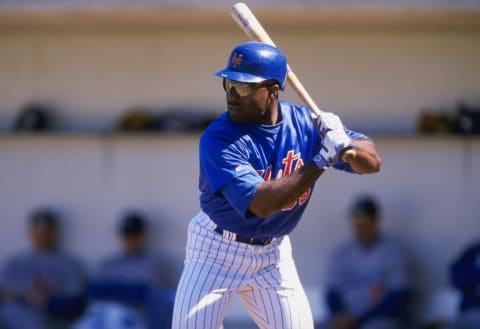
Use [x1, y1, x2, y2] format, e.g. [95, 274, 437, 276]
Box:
[231, 2, 356, 162]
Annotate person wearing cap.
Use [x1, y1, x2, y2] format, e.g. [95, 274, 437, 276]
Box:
[92, 211, 178, 287]
[0, 208, 87, 329]
[83, 211, 178, 329]
[324, 195, 411, 329]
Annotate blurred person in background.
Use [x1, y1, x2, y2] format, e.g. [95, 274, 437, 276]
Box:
[0, 208, 87, 329]
[323, 195, 411, 329]
[76, 210, 178, 329]
[449, 239, 480, 329]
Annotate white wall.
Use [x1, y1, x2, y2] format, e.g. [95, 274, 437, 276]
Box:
[0, 136, 199, 265]
[293, 137, 480, 288]
[0, 135, 479, 322]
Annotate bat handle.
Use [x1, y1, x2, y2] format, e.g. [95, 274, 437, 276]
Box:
[341, 147, 356, 162]
[287, 69, 357, 162]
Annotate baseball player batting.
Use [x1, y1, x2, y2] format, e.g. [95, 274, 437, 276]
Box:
[171, 42, 382, 329]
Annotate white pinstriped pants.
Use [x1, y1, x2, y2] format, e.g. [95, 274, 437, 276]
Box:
[171, 211, 314, 329]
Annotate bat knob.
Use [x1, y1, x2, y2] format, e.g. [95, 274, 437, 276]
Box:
[340, 148, 356, 162]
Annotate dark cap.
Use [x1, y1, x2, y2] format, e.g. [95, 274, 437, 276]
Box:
[351, 195, 379, 218]
[13, 103, 54, 132]
[119, 212, 147, 235]
[29, 208, 59, 229]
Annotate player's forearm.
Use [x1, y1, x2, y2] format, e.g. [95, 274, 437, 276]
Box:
[348, 139, 382, 174]
[248, 163, 323, 218]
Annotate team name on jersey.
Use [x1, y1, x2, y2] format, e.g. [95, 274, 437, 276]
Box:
[257, 150, 312, 211]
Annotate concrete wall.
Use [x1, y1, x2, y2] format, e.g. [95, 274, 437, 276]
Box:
[0, 135, 479, 324]
[1, 14, 479, 133]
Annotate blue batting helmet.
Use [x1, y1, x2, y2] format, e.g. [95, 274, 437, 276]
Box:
[215, 42, 288, 90]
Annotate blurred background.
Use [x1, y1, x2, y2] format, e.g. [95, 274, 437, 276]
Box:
[0, 1, 479, 329]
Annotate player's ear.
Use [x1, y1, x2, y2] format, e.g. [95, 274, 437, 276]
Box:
[270, 84, 279, 99]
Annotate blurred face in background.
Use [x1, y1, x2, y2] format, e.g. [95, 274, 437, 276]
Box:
[121, 232, 146, 254]
[30, 224, 58, 252]
[351, 212, 380, 247]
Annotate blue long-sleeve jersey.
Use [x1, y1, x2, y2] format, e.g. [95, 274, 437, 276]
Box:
[199, 100, 369, 238]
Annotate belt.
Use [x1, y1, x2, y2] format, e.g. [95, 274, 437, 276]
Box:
[214, 226, 273, 246]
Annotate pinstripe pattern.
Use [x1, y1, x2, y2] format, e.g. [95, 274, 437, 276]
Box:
[171, 212, 314, 329]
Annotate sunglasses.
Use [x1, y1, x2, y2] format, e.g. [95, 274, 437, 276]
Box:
[222, 79, 274, 97]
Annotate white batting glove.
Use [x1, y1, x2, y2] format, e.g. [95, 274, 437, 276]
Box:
[312, 129, 353, 169]
[314, 112, 345, 137]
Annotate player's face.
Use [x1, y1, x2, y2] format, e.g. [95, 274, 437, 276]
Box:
[223, 79, 278, 124]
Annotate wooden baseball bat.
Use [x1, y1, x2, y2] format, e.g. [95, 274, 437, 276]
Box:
[231, 2, 356, 162]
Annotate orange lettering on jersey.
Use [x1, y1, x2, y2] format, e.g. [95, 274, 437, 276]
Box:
[282, 150, 301, 177]
[294, 158, 304, 171]
[275, 169, 283, 180]
[258, 165, 273, 182]
[257, 150, 313, 212]
[299, 188, 312, 206]
[264, 165, 272, 182]
[283, 200, 297, 211]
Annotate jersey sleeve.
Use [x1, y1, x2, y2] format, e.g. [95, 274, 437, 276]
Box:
[220, 173, 263, 217]
[199, 131, 264, 217]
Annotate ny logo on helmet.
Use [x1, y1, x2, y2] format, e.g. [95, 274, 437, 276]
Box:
[231, 53, 243, 68]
